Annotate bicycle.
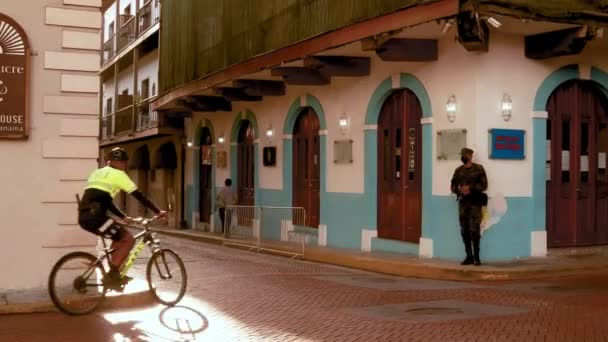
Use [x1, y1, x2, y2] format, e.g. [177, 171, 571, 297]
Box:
[48, 214, 188, 315]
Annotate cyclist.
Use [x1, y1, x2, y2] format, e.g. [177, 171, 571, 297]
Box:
[78, 147, 166, 288]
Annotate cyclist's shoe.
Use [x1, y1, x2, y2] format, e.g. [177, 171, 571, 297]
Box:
[121, 274, 133, 285]
[103, 267, 128, 290]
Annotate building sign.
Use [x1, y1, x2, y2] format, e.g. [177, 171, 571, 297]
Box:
[489, 128, 525, 159]
[0, 14, 29, 139]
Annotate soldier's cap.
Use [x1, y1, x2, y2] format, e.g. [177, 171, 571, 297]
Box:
[460, 147, 474, 155]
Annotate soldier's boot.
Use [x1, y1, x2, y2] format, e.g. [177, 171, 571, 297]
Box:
[472, 232, 481, 266]
[460, 232, 474, 265]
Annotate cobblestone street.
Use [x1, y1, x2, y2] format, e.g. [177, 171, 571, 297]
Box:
[2, 235, 608, 342]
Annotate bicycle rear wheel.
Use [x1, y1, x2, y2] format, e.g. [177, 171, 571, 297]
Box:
[48, 251, 107, 315]
[146, 248, 187, 306]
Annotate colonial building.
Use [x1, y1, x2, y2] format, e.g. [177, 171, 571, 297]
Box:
[0, 0, 101, 290]
[151, 0, 608, 262]
[99, 0, 184, 228]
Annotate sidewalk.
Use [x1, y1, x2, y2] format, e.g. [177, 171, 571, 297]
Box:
[0, 270, 153, 315]
[150, 226, 608, 282]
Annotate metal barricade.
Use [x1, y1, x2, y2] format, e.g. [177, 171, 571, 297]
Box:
[259, 206, 307, 258]
[223, 206, 260, 251]
[222, 206, 314, 258]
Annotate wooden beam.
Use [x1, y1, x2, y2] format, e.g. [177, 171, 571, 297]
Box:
[232, 79, 286, 96]
[525, 26, 588, 59]
[303, 55, 371, 77]
[151, 0, 459, 111]
[374, 38, 438, 61]
[178, 96, 232, 112]
[271, 67, 330, 85]
[214, 87, 263, 102]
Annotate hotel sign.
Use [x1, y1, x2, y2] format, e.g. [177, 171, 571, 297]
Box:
[0, 13, 29, 139]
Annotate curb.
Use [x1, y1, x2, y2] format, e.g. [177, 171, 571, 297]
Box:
[149, 228, 608, 282]
[0, 288, 155, 315]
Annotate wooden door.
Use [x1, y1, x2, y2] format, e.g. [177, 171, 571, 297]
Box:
[547, 80, 608, 247]
[237, 120, 255, 206]
[199, 127, 212, 223]
[377, 89, 422, 243]
[293, 108, 321, 228]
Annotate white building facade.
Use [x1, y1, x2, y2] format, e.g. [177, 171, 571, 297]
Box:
[177, 18, 608, 262]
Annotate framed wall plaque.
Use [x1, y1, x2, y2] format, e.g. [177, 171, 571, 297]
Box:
[334, 139, 353, 164]
[437, 128, 467, 160]
[0, 14, 29, 139]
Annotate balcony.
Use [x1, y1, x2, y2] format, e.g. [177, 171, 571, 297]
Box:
[100, 97, 182, 146]
[102, 34, 116, 64]
[116, 15, 136, 52]
[138, 0, 160, 35]
[102, 0, 161, 67]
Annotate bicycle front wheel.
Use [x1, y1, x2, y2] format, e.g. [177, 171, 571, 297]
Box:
[48, 251, 107, 315]
[146, 248, 187, 306]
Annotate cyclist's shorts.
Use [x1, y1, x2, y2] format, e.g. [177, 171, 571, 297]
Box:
[78, 203, 125, 242]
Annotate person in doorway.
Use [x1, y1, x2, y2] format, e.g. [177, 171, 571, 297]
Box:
[450, 147, 488, 266]
[78, 147, 167, 289]
[216, 178, 238, 233]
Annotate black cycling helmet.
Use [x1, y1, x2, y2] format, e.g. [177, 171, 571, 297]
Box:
[108, 147, 128, 161]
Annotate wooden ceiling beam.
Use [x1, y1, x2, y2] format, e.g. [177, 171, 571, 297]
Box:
[232, 79, 286, 96]
[374, 38, 438, 62]
[525, 26, 589, 59]
[213, 87, 263, 101]
[270, 67, 330, 85]
[303, 55, 371, 77]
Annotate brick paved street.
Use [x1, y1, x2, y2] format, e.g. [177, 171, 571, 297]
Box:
[2, 235, 608, 342]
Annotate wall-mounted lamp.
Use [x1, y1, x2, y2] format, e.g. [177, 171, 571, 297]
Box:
[446, 95, 457, 123]
[186, 141, 193, 148]
[501, 93, 512, 121]
[338, 113, 349, 135]
[218, 135, 225, 144]
[265, 125, 274, 138]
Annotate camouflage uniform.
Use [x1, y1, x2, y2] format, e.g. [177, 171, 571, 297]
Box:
[450, 148, 488, 265]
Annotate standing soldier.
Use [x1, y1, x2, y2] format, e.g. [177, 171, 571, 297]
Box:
[450, 147, 488, 266]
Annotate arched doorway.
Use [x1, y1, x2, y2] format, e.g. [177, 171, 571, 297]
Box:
[292, 107, 320, 228]
[237, 120, 255, 206]
[546, 80, 608, 247]
[199, 127, 213, 224]
[377, 89, 422, 243]
[129, 145, 150, 216]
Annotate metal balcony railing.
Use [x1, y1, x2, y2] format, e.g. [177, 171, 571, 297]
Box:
[136, 103, 159, 131]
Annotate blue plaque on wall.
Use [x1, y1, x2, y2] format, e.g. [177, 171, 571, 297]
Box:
[488, 129, 525, 159]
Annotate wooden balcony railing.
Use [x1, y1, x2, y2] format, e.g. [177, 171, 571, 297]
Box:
[102, 35, 116, 64]
[116, 15, 136, 52]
